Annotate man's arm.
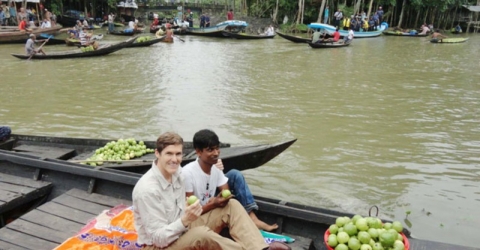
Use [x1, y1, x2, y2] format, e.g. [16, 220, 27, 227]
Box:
[135, 192, 190, 248]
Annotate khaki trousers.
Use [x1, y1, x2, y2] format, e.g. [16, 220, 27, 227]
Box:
[143, 199, 268, 250]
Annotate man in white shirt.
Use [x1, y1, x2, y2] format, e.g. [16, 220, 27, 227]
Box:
[183, 129, 280, 232]
[40, 18, 51, 28]
[132, 132, 290, 250]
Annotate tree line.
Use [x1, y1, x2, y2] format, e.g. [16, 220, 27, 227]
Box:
[243, 0, 479, 29]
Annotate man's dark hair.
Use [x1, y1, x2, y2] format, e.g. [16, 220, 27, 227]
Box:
[230, 9, 233, 11]
[193, 129, 220, 150]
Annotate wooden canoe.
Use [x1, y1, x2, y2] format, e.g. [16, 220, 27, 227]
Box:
[11, 37, 135, 60]
[276, 31, 312, 43]
[430, 37, 468, 43]
[127, 36, 166, 48]
[308, 40, 351, 48]
[65, 38, 81, 46]
[382, 30, 428, 37]
[0, 134, 296, 174]
[0, 26, 63, 44]
[186, 25, 228, 37]
[222, 31, 275, 39]
[0, 141, 476, 250]
[108, 30, 141, 36]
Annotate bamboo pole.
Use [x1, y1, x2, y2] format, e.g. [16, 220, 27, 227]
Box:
[35, 3, 40, 27]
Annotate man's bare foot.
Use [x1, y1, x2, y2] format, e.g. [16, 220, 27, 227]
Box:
[249, 211, 279, 231]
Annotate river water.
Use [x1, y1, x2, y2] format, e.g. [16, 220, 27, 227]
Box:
[1, 32, 479, 248]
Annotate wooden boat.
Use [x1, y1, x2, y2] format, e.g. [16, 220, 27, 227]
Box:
[430, 37, 468, 43]
[10, 38, 136, 60]
[0, 134, 296, 174]
[308, 23, 387, 38]
[127, 36, 166, 48]
[0, 141, 476, 250]
[222, 31, 275, 39]
[308, 40, 351, 48]
[382, 30, 428, 37]
[186, 25, 228, 37]
[108, 30, 143, 36]
[276, 31, 312, 43]
[0, 26, 63, 44]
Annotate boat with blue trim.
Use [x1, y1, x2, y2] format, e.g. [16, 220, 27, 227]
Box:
[308, 22, 388, 38]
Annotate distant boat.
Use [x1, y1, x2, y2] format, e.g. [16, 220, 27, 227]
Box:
[186, 20, 248, 38]
[383, 30, 428, 37]
[308, 40, 351, 48]
[430, 37, 468, 43]
[308, 22, 388, 38]
[276, 31, 312, 43]
[0, 26, 63, 44]
[222, 31, 275, 39]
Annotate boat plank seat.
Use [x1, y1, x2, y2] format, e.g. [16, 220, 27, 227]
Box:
[0, 138, 16, 150]
[12, 144, 76, 160]
[0, 173, 52, 225]
[0, 188, 131, 249]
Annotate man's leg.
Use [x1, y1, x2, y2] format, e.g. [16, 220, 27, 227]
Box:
[196, 199, 269, 250]
[225, 170, 278, 231]
[143, 226, 241, 250]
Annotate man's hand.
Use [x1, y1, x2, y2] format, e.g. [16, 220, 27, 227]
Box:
[181, 199, 202, 227]
[207, 193, 230, 208]
[214, 159, 224, 171]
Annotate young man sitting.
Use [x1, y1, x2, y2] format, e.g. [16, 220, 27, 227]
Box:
[132, 132, 290, 250]
[182, 129, 279, 231]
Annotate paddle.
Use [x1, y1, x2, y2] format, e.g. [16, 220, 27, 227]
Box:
[39, 33, 54, 39]
[174, 35, 185, 42]
[28, 37, 50, 60]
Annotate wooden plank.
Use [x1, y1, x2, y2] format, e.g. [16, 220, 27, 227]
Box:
[0, 181, 36, 194]
[13, 144, 75, 160]
[52, 194, 111, 215]
[0, 173, 51, 189]
[0, 228, 58, 250]
[0, 239, 28, 250]
[0, 189, 20, 203]
[66, 188, 132, 207]
[36, 201, 94, 224]
[7, 219, 69, 244]
[20, 209, 84, 236]
[287, 234, 312, 250]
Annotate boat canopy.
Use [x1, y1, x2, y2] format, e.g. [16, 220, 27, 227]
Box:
[117, 0, 138, 9]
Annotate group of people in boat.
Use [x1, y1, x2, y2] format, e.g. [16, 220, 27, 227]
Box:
[312, 26, 354, 44]
[12, 7, 54, 32]
[132, 129, 291, 250]
[331, 6, 384, 32]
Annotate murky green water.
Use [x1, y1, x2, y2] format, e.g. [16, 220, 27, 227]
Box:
[1, 31, 479, 247]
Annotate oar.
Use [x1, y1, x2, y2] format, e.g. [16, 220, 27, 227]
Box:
[174, 35, 185, 42]
[28, 37, 50, 60]
[39, 33, 54, 39]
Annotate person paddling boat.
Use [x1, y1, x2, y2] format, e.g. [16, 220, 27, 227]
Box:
[25, 34, 46, 56]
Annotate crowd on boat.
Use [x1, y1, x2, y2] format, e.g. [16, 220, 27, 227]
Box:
[0, 4, 55, 30]
[327, 5, 385, 32]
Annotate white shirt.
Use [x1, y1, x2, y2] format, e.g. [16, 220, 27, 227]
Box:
[41, 20, 51, 28]
[128, 21, 135, 29]
[348, 29, 354, 39]
[182, 159, 228, 206]
[83, 20, 88, 27]
[132, 162, 187, 247]
[266, 26, 274, 36]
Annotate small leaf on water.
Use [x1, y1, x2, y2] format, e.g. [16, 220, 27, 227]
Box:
[440, 223, 444, 228]
[426, 212, 432, 216]
[405, 210, 411, 215]
[404, 218, 412, 228]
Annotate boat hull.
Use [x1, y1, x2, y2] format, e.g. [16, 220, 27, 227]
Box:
[0, 26, 63, 44]
[308, 22, 387, 38]
[430, 37, 468, 43]
[11, 38, 135, 60]
[383, 31, 428, 37]
[222, 31, 275, 39]
[276, 31, 311, 43]
[0, 134, 296, 174]
[308, 41, 351, 48]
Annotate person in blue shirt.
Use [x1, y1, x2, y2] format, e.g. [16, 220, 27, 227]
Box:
[323, 6, 329, 24]
[376, 6, 384, 24]
[200, 13, 205, 28]
[0, 8, 5, 26]
[205, 13, 210, 27]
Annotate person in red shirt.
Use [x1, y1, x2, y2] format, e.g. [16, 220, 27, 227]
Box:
[324, 28, 341, 43]
[227, 9, 233, 20]
[18, 17, 29, 31]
